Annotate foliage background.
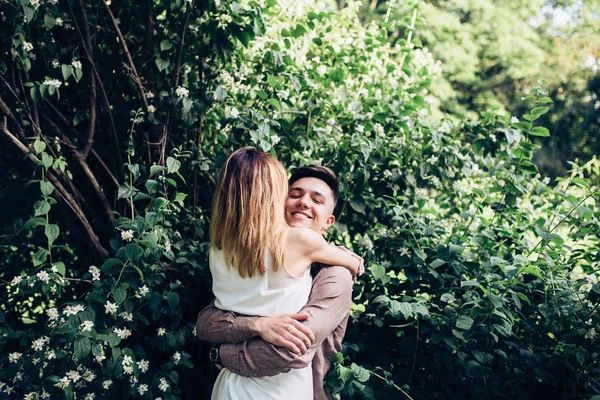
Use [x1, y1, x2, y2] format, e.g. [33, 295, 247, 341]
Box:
[0, 0, 599, 399]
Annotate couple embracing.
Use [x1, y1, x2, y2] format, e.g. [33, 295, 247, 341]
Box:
[196, 147, 365, 399]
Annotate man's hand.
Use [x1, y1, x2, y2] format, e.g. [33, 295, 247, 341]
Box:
[250, 314, 316, 356]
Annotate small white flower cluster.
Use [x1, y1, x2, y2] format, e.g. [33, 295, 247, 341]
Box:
[105, 301, 118, 315]
[172, 351, 181, 364]
[121, 229, 134, 241]
[114, 327, 132, 340]
[36, 270, 50, 283]
[64, 304, 85, 316]
[8, 352, 22, 363]
[55, 17, 63, 26]
[137, 359, 149, 373]
[31, 336, 50, 351]
[95, 346, 106, 364]
[71, 60, 82, 69]
[89, 265, 101, 281]
[136, 284, 150, 298]
[55, 376, 70, 389]
[80, 320, 94, 332]
[158, 377, 169, 392]
[122, 355, 134, 374]
[47, 307, 59, 321]
[164, 241, 172, 252]
[157, 327, 166, 336]
[147, 105, 156, 113]
[120, 312, 133, 321]
[138, 384, 149, 395]
[102, 380, 112, 389]
[175, 86, 189, 98]
[42, 79, 62, 88]
[29, 0, 40, 9]
[10, 275, 22, 285]
[23, 42, 34, 52]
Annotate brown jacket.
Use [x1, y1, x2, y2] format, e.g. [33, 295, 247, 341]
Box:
[196, 265, 353, 400]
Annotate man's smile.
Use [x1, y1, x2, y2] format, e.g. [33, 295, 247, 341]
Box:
[290, 211, 313, 219]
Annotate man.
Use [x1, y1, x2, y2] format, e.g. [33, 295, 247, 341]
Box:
[196, 166, 356, 400]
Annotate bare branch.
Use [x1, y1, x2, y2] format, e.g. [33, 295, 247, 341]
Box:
[69, 0, 98, 159]
[172, 0, 196, 88]
[0, 118, 109, 260]
[101, 0, 148, 110]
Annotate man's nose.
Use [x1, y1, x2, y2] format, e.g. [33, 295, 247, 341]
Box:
[297, 195, 309, 207]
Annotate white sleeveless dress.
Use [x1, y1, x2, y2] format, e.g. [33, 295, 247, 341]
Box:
[209, 245, 313, 400]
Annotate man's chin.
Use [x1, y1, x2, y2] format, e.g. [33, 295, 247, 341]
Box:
[286, 219, 315, 229]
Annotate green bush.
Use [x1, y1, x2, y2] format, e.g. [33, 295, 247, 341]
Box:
[1, 0, 599, 399]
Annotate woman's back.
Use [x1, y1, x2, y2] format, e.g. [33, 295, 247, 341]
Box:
[210, 243, 313, 400]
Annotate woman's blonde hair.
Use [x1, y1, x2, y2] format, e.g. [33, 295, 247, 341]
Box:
[210, 147, 288, 278]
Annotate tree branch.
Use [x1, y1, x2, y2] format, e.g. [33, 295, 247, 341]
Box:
[0, 118, 109, 261]
[101, 0, 149, 110]
[69, 0, 98, 159]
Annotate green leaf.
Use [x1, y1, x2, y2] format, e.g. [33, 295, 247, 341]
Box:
[74, 68, 83, 82]
[214, 86, 228, 101]
[33, 140, 46, 154]
[456, 315, 474, 330]
[572, 177, 590, 190]
[111, 285, 127, 305]
[349, 197, 366, 214]
[45, 224, 60, 244]
[160, 39, 173, 51]
[34, 200, 51, 216]
[150, 165, 167, 175]
[145, 179, 161, 194]
[41, 152, 53, 169]
[351, 363, 370, 383]
[54, 261, 66, 276]
[125, 244, 144, 264]
[389, 300, 412, 319]
[267, 74, 277, 88]
[32, 249, 49, 267]
[44, 14, 55, 30]
[166, 157, 181, 174]
[531, 107, 550, 116]
[266, 98, 282, 110]
[167, 292, 180, 310]
[537, 97, 553, 103]
[61, 64, 72, 81]
[529, 127, 550, 137]
[40, 180, 54, 196]
[156, 58, 170, 72]
[466, 360, 491, 378]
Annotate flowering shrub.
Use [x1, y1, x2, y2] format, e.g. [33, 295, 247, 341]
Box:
[1, 0, 599, 399]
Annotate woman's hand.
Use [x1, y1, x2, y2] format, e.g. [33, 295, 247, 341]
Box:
[250, 314, 316, 356]
[337, 246, 364, 278]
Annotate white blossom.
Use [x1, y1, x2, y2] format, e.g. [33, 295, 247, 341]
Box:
[89, 265, 101, 281]
[105, 301, 118, 315]
[120, 312, 133, 322]
[64, 304, 85, 316]
[102, 380, 112, 389]
[36, 270, 50, 283]
[23, 42, 34, 52]
[121, 229, 134, 242]
[71, 60, 82, 69]
[426, 155, 439, 164]
[42, 79, 62, 88]
[173, 351, 181, 364]
[84, 394, 96, 400]
[585, 327, 597, 340]
[164, 241, 172, 252]
[159, 378, 169, 392]
[8, 353, 22, 363]
[157, 327, 166, 336]
[47, 308, 59, 321]
[175, 86, 189, 98]
[138, 384, 149, 395]
[113, 327, 132, 339]
[55, 18, 64, 26]
[55, 377, 70, 389]
[137, 359, 149, 373]
[510, 116, 519, 124]
[10, 276, 22, 285]
[66, 370, 81, 382]
[138, 285, 150, 297]
[81, 320, 94, 332]
[147, 105, 156, 113]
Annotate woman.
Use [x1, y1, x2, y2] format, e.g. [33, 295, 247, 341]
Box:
[209, 147, 363, 399]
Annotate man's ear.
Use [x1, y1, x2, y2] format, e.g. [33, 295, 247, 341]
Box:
[322, 215, 335, 231]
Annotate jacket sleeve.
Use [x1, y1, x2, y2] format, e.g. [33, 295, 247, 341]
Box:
[218, 266, 353, 377]
[195, 301, 259, 344]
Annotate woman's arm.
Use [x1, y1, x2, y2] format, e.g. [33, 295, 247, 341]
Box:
[294, 228, 364, 276]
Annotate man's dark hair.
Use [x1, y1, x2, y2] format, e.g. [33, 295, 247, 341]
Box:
[289, 165, 340, 207]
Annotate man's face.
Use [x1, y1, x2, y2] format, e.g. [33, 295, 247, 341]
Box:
[285, 177, 335, 233]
